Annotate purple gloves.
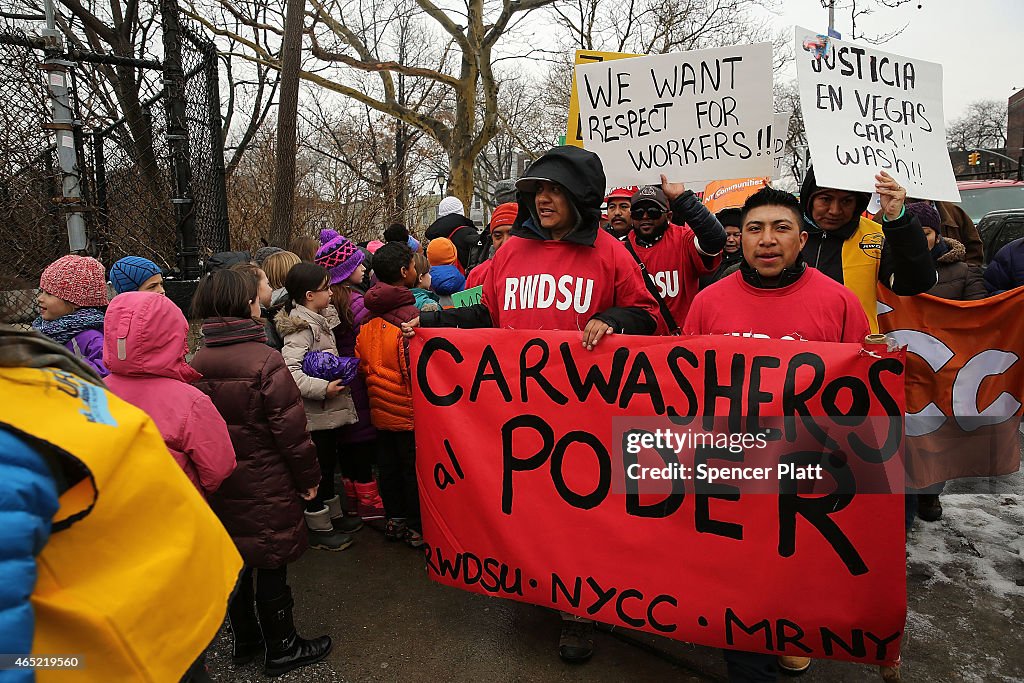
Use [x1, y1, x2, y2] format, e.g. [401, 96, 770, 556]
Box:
[302, 351, 359, 385]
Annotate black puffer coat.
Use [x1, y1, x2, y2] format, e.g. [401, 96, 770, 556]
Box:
[191, 339, 320, 569]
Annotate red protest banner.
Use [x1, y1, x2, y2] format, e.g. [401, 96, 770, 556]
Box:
[877, 286, 1024, 488]
[411, 329, 907, 665]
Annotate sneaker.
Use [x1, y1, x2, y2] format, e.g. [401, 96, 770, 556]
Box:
[558, 616, 594, 663]
[917, 494, 943, 522]
[405, 527, 425, 549]
[779, 655, 812, 675]
[385, 518, 408, 542]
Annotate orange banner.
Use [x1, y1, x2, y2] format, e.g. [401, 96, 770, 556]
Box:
[877, 286, 1024, 487]
[701, 177, 770, 213]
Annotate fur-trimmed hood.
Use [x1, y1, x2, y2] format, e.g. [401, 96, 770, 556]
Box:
[936, 237, 967, 265]
[273, 304, 339, 338]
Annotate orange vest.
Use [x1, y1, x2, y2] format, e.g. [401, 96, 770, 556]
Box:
[355, 318, 414, 431]
[1, 366, 242, 682]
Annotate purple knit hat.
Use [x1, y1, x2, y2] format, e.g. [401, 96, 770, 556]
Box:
[906, 201, 941, 231]
[315, 229, 365, 286]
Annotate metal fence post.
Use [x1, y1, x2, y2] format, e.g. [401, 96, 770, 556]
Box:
[199, 35, 230, 252]
[160, 0, 200, 278]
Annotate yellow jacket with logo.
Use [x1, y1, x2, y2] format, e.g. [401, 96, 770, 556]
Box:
[0, 364, 242, 682]
[800, 168, 937, 334]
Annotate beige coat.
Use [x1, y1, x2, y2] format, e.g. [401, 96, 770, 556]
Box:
[275, 304, 357, 431]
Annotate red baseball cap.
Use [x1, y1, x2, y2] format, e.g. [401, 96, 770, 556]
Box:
[605, 186, 639, 202]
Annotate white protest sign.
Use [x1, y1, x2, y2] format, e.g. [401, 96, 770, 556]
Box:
[574, 44, 775, 188]
[772, 111, 792, 180]
[795, 27, 960, 202]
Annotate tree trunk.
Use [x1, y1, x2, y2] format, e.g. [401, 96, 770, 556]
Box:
[448, 149, 474, 211]
[269, 0, 305, 247]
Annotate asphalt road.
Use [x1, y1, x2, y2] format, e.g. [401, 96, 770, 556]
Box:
[206, 452, 1024, 682]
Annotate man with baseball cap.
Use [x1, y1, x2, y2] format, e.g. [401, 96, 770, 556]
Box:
[604, 186, 638, 238]
[621, 178, 727, 334]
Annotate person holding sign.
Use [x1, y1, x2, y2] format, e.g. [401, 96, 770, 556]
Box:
[799, 167, 934, 332]
[684, 186, 870, 680]
[404, 145, 658, 663]
[621, 183, 726, 334]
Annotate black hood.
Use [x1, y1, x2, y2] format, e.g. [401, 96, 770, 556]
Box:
[799, 166, 871, 240]
[512, 146, 606, 246]
[425, 212, 476, 241]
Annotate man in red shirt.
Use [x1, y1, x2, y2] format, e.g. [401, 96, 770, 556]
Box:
[685, 186, 868, 342]
[684, 185, 869, 681]
[603, 186, 637, 238]
[465, 202, 517, 290]
[404, 146, 659, 663]
[411, 146, 659, 346]
[623, 183, 726, 334]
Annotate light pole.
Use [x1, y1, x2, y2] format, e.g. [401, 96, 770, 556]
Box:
[41, 0, 88, 253]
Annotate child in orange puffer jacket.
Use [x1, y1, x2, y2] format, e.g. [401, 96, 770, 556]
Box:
[355, 242, 424, 548]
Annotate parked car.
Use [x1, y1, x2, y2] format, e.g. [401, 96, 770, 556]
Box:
[956, 180, 1024, 225]
[977, 209, 1024, 265]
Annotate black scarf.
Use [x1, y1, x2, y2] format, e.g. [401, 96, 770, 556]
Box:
[739, 253, 807, 289]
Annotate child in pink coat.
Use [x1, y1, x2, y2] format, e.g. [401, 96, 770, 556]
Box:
[103, 291, 236, 495]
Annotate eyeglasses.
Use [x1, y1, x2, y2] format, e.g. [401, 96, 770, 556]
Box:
[631, 207, 666, 219]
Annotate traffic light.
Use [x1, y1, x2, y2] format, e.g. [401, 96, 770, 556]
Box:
[968, 152, 981, 166]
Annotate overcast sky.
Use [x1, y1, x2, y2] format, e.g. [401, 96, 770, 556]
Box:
[772, 0, 1023, 121]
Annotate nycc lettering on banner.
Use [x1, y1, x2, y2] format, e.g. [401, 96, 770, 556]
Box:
[410, 331, 907, 664]
[795, 27, 960, 201]
[574, 44, 775, 187]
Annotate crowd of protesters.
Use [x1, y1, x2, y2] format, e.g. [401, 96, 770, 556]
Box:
[5, 139, 1021, 682]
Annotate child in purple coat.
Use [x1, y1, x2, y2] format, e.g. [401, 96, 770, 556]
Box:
[32, 255, 109, 378]
[315, 230, 386, 522]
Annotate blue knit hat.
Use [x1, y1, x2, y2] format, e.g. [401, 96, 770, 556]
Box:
[109, 256, 162, 294]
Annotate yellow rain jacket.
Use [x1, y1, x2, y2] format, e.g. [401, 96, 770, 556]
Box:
[1, 365, 242, 682]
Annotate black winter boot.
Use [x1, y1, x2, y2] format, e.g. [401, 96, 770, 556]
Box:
[917, 494, 943, 522]
[227, 584, 263, 665]
[256, 588, 332, 677]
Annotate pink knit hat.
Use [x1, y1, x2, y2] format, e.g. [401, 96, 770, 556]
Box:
[39, 255, 109, 307]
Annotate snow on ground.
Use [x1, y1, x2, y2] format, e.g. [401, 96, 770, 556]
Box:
[908, 469, 1024, 599]
[902, 448, 1024, 682]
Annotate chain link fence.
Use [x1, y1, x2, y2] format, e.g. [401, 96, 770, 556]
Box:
[0, 31, 66, 321]
[0, 15, 228, 323]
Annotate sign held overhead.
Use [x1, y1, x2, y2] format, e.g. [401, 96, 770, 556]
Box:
[794, 27, 960, 202]
[574, 44, 775, 187]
